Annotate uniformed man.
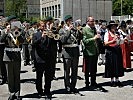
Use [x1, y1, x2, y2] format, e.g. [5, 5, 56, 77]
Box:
[59, 15, 80, 93]
[0, 16, 23, 100]
[22, 23, 31, 66]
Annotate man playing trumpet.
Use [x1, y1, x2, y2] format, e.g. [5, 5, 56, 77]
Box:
[0, 17, 23, 100]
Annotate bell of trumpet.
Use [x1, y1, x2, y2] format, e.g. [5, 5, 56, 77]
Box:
[53, 34, 60, 40]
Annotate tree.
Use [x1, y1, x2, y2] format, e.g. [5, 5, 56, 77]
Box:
[113, 0, 133, 16]
[5, 0, 27, 18]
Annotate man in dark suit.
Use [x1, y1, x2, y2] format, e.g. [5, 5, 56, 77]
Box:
[32, 20, 53, 97]
[0, 27, 7, 85]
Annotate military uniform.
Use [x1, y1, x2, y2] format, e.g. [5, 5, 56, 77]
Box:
[0, 28, 22, 99]
[59, 15, 79, 93]
[22, 30, 30, 66]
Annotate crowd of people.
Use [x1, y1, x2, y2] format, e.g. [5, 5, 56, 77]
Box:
[0, 15, 133, 100]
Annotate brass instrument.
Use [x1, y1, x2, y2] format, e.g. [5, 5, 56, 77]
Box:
[9, 30, 24, 46]
[26, 36, 32, 43]
[43, 30, 61, 40]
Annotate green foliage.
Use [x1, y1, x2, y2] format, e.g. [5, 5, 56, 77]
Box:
[113, 0, 133, 16]
[5, 0, 27, 18]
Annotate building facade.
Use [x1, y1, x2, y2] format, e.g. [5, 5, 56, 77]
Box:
[0, 0, 4, 16]
[26, 0, 40, 18]
[40, 0, 112, 23]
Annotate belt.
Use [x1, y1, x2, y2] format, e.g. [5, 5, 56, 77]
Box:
[63, 44, 78, 47]
[5, 48, 21, 52]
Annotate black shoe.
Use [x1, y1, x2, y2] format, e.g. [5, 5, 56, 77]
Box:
[52, 76, 58, 80]
[110, 81, 116, 87]
[85, 83, 90, 89]
[27, 62, 31, 65]
[116, 81, 123, 87]
[44, 90, 52, 98]
[58, 60, 63, 63]
[0, 80, 7, 85]
[66, 87, 71, 93]
[32, 67, 36, 72]
[91, 82, 102, 88]
[70, 88, 79, 93]
[38, 92, 44, 97]
[98, 62, 102, 66]
[24, 62, 27, 66]
[8, 95, 15, 100]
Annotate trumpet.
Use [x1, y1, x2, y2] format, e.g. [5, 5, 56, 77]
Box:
[9, 31, 24, 46]
[13, 30, 21, 37]
[43, 30, 60, 40]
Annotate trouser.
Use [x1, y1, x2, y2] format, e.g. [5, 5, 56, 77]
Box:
[58, 41, 62, 61]
[5, 61, 21, 94]
[22, 44, 30, 64]
[84, 55, 98, 85]
[63, 57, 79, 89]
[0, 49, 7, 81]
[35, 63, 53, 93]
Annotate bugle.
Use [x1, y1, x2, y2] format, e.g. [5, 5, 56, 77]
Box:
[43, 30, 60, 40]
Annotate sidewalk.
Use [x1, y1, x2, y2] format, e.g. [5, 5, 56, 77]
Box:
[0, 55, 133, 100]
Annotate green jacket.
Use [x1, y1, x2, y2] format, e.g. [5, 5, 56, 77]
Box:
[82, 26, 98, 56]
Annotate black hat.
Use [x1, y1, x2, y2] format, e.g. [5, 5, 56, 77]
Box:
[7, 15, 17, 22]
[107, 20, 118, 28]
[64, 15, 72, 21]
[120, 21, 126, 28]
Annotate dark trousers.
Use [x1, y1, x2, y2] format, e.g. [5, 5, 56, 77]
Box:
[35, 63, 52, 93]
[0, 45, 7, 81]
[22, 44, 30, 64]
[84, 55, 98, 85]
[58, 41, 62, 53]
[5, 61, 21, 93]
[63, 57, 79, 89]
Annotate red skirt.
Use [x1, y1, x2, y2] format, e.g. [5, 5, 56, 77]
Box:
[130, 34, 133, 52]
[120, 42, 131, 68]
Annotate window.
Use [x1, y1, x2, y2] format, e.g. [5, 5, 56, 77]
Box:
[55, 5, 57, 18]
[47, 7, 49, 16]
[58, 4, 61, 18]
[42, 8, 44, 17]
[52, 6, 54, 17]
[44, 8, 47, 17]
[49, 6, 51, 16]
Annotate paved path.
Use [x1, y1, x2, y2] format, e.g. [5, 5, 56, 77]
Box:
[0, 55, 133, 100]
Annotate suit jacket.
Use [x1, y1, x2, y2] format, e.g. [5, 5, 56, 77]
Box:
[82, 26, 98, 56]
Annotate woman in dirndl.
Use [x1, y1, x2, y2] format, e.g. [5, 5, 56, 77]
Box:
[104, 21, 124, 87]
[118, 21, 131, 69]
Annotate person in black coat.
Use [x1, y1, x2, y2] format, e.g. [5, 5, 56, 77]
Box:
[32, 20, 54, 97]
[0, 26, 7, 85]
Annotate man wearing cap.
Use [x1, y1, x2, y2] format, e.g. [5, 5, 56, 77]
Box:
[28, 22, 38, 71]
[0, 21, 22, 99]
[59, 15, 79, 93]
